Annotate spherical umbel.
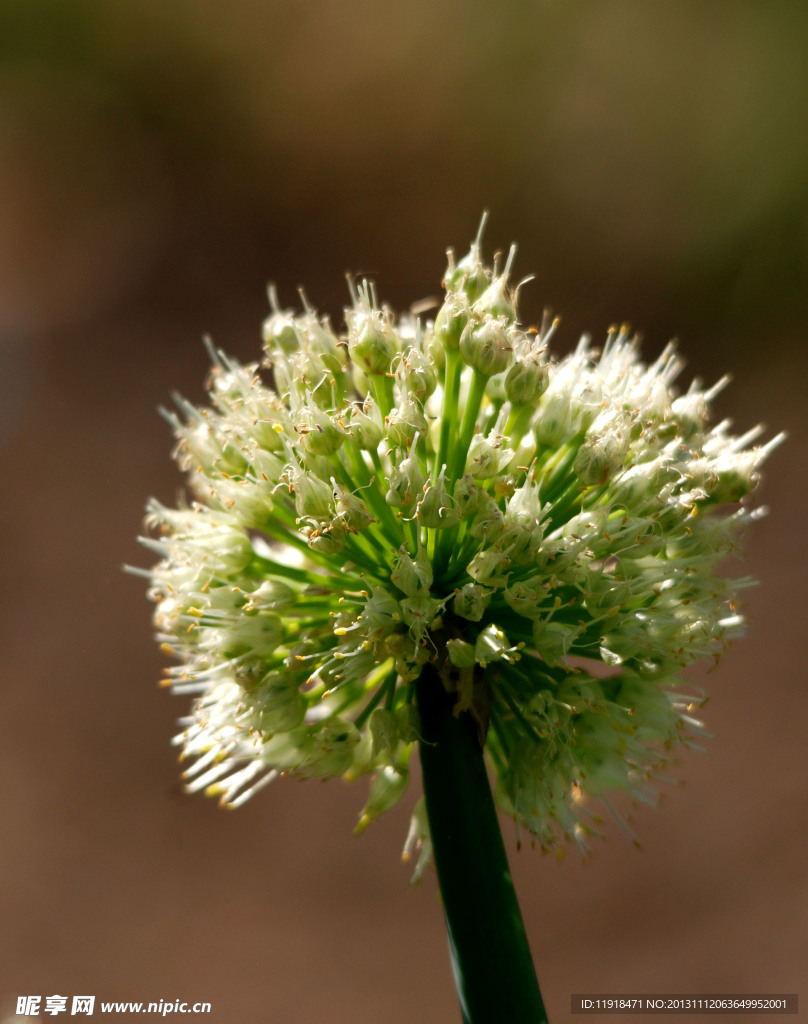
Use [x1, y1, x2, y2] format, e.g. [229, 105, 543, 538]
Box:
[141, 219, 783, 855]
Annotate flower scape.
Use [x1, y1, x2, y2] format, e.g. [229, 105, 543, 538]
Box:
[142, 220, 782, 865]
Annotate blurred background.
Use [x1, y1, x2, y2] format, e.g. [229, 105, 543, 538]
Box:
[1, 1, 806, 1020]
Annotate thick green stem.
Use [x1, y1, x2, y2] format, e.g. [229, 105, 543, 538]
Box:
[416, 667, 548, 1024]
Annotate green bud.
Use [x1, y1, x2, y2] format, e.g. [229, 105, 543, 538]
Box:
[362, 585, 401, 630]
[209, 611, 283, 659]
[354, 765, 409, 835]
[292, 469, 333, 520]
[397, 346, 437, 399]
[505, 352, 549, 405]
[467, 548, 511, 587]
[415, 468, 460, 529]
[611, 456, 679, 507]
[249, 579, 297, 612]
[531, 620, 581, 666]
[252, 674, 306, 734]
[333, 483, 375, 532]
[465, 433, 512, 479]
[396, 703, 420, 743]
[503, 580, 547, 619]
[296, 312, 344, 376]
[459, 315, 514, 377]
[473, 275, 516, 321]
[400, 596, 444, 639]
[472, 246, 519, 319]
[391, 546, 433, 598]
[447, 638, 476, 668]
[469, 494, 504, 542]
[671, 390, 709, 438]
[262, 285, 299, 356]
[297, 404, 345, 456]
[535, 388, 572, 447]
[385, 452, 425, 510]
[348, 398, 384, 450]
[303, 719, 361, 778]
[444, 234, 489, 300]
[348, 309, 398, 375]
[574, 430, 628, 486]
[452, 582, 492, 622]
[386, 396, 428, 448]
[433, 294, 470, 351]
[289, 344, 344, 409]
[500, 521, 541, 565]
[306, 520, 346, 555]
[704, 452, 758, 504]
[453, 474, 481, 518]
[369, 707, 400, 755]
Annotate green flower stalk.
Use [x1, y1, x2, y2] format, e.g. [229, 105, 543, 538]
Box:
[140, 218, 782, 1021]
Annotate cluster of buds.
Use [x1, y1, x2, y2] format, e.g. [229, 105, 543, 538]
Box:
[141, 218, 782, 858]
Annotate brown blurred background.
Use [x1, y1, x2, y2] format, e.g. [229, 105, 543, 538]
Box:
[1, 1, 806, 1021]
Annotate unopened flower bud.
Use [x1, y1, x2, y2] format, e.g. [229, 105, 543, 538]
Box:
[459, 316, 514, 377]
[386, 452, 425, 510]
[252, 674, 306, 734]
[369, 707, 400, 755]
[296, 312, 344, 375]
[672, 390, 709, 438]
[452, 582, 492, 622]
[348, 398, 384, 450]
[702, 452, 759, 504]
[303, 720, 361, 778]
[472, 268, 517, 322]
[292, 468, 333, 520]
[415, 468, 460, 529]
[386, 396, 428, 448]
[535, 386, 572, 447]
[391, 546, 433, 598]
[505, 352, 549, 405]
[207, 611, 283, 659]
[503, 581, 547, 619]
[453, 474, 481, 518]
[467, 548, 511, 587]
[397, 346, 437, 399]
[333, 482, 375, 532]
[355, 765, 409, 835]
[348, 304, 398, 375]
[250, 579, 297, 612]
[469, 494, 504, 542]
[305, 520, 346, 555]
[574, 429, 628, 486]
[433, 293, 470, 351]
[444, 232, 489, 300]
[362, 585, 401, 630]
[531, 620, 581, 666]
[447, 638, 476, 668]
[262, 285, 299, 356]
[465, 433, 512, 479]
[400, 596, 445, 639]
[297, 404, 345, 456]
[396, 703, 420, 743]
